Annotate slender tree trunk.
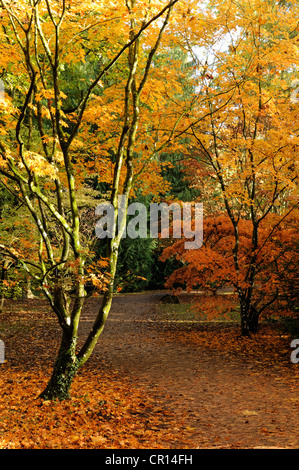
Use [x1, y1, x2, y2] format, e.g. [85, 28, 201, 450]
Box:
[39, 330, 80, 400]
[39, 283, 84, 400]
[0, 259, 9, 313]
[0, 295, 4, 314]
[248, 305, 259, 333]
[240, 295, 260, 335]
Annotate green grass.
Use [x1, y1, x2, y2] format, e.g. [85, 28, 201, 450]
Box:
[155, 302, 241, 323]
[156, 300, 299, 337]
[155, 303, 198, 322]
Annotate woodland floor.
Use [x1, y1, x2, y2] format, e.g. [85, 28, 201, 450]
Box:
[0, 291, 298, 449]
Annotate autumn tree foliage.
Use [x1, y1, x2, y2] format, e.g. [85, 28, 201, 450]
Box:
[0, 0, 192, 399]
[161, 211, 299, 326]
[162, 0, 299, 335]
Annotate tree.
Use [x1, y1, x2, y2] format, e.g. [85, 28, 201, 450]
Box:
[0, 0, 187, 399]
[161, 0, 299, 335]
[161, 211, 299, 327]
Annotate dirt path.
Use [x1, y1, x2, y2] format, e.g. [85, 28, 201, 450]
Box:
[79, 292, 299, 449]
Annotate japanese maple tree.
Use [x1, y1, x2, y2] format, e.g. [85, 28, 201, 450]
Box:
[162, 0, 299, 334]
[0, 0, 190, 399]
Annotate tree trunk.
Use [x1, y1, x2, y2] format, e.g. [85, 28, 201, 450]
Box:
[248, 305, 259, 333]
[0, 259, 9, 314]
[39, 332, 80, 400]
[240, 302, 260, 336]
[0, 296, 4, 314]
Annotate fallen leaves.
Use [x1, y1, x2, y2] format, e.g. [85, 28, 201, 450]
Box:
[1, 296, 298, 450]
[156, 296, 298, 375]
[0, 299, 196, 449]
[0, 364, 198, 449]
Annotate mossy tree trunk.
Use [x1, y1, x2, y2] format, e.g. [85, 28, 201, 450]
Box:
[0, 258, 11, 313]
[39, 332, 80, 401]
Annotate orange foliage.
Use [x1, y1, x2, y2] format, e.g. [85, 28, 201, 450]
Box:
[161, 211, 299, 319]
